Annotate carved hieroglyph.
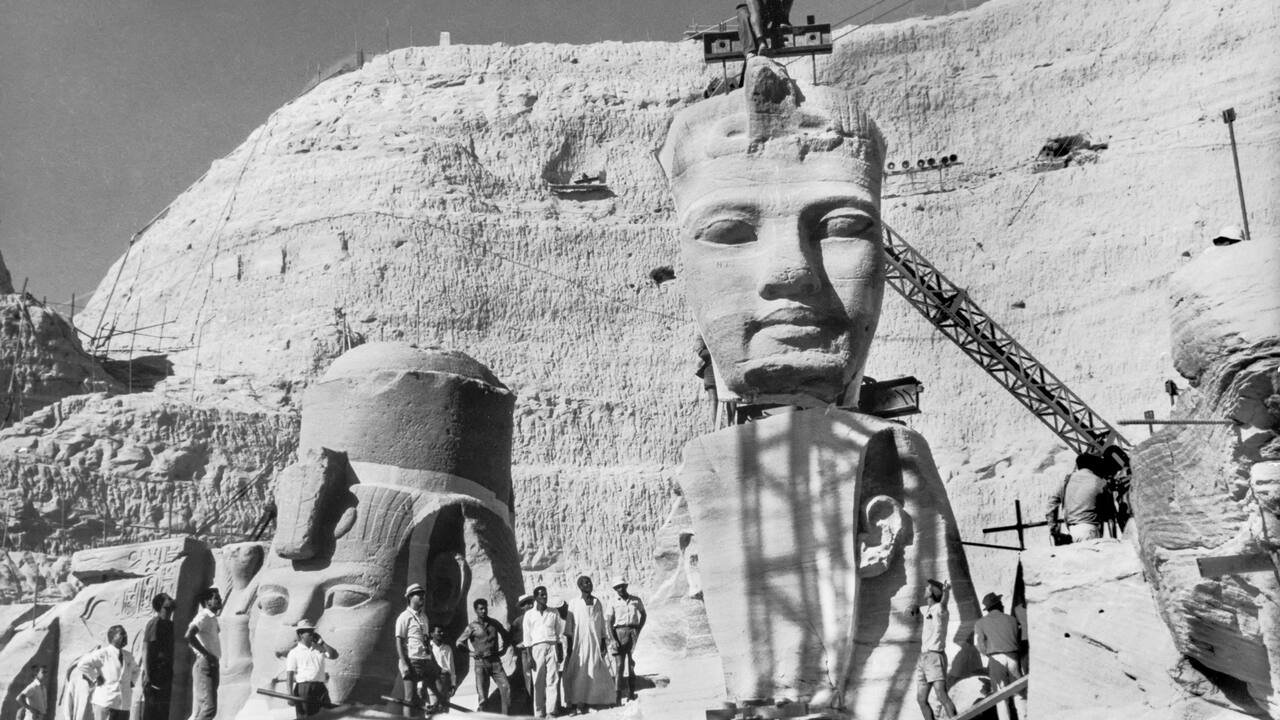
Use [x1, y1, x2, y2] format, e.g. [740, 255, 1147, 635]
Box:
[235, 343, 523, 717]
[660, 57, 980, 715]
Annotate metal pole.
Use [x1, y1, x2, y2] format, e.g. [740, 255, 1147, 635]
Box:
[1221, 108, 1251, 240]
[1014, 500, 1025, 551]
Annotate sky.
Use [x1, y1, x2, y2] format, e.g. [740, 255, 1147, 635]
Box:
[0, 0, 981, 304]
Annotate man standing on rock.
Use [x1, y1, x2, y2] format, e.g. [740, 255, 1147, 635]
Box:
[457, 598, 513, 714]
[185, 587, 222, 720]
[521, 586, 565, 718]
[605, 578, 646, 704]
[914, 579, 956, 720]
[973, 593, 1026, 720]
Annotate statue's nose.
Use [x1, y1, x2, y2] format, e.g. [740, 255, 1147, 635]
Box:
[757, 221, 821, 300]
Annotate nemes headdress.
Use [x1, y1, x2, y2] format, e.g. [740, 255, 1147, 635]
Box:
[658, 57, 886, 206]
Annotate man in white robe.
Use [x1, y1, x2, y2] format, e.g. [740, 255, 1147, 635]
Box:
[562, 576, 615, 713]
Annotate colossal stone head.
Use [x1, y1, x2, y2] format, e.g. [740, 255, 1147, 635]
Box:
[238, 343, 524, 716]
[658, 57, 887, 407]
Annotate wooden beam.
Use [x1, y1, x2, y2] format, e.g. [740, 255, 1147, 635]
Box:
[954, 674, 1029, 720]
[1197, 552, 1277, 577]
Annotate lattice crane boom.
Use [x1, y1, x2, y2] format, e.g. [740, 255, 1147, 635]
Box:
[880, 223, 1127, 455]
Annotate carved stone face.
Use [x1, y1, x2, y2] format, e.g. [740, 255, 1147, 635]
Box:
[678, 176, 885, 404]
[251, 559, 395, 702]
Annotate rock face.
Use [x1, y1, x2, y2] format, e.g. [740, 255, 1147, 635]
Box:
[47, 0, 1274, 605]
[0, 387, 297, 551]
[0, 294, 119, 430]
[0, 6, 1276, 717]
[1023, 538, 1258, 719]
[1130, 239, 1280, 715]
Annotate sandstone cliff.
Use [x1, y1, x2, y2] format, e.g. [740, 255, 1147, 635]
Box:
[6, 0, 1279, 649]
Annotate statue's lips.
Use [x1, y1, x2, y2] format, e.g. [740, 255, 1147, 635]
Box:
[747, 307, 847, 341]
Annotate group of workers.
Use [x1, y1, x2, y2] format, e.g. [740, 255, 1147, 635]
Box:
[914, 579, 1029, 720]
[397, 576, 647, 718]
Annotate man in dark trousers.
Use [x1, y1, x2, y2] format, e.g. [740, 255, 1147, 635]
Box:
[457, 598, 513, 714]
[973, 593, 1026, 720]
[138, 594, 174, 720]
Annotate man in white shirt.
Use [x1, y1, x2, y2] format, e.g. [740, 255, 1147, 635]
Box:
[428, 625, 456, 708]
[284, 621, 339, 718]
[395, 583, 440, 711]
[521, 586, 565, 719]
[82, 626, 139, 720]
[185, 587, 223, 720]
[914, 579, 956, 720]
[15, 664, 46, 720]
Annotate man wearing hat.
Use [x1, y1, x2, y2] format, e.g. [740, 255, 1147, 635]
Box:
[973, 592, 1025, 720]
[604, 578, 646, 704]
[284, 621, 338, 718]
[395, 583, 441, 711]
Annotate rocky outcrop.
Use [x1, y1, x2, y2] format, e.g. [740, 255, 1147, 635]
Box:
[1130, 239, 1280, 714]
[0, 294, 119, 429]
[0, 386, 297, 550]
[1024, 538, 1260, 719]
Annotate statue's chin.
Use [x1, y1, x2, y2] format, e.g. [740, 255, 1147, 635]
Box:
[731, 351, 853, 404]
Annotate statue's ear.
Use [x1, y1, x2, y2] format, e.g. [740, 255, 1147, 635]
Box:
[857, 495, 908, 578]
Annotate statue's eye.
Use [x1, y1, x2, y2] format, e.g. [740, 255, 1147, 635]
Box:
[697, 218, 756, 245]
[820, 210, 876, 239]
[326, 586, 372, 609]
[258, 586, 288, 616]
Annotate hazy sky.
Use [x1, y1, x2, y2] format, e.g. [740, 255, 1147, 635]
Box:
[1, 1, 977, 303]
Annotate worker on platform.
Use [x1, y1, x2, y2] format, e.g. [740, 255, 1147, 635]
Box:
[913, 579, 957, 720]
[973, 593, 1027, 720]
[736, 0, 794, 55]
[1046, 453, 1115, 542]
